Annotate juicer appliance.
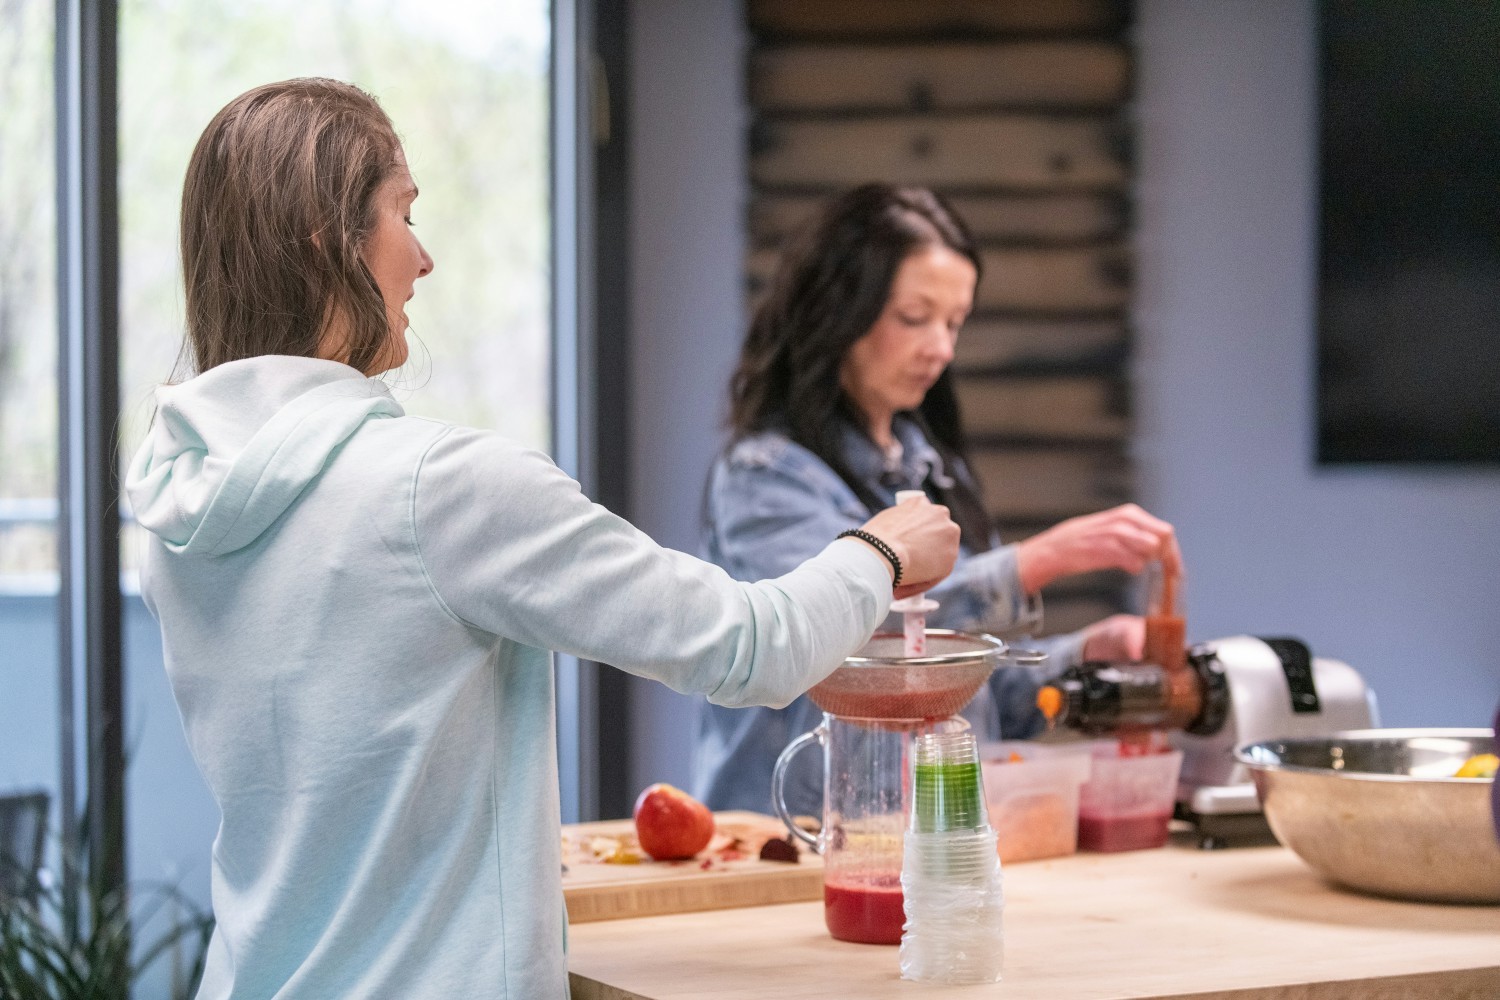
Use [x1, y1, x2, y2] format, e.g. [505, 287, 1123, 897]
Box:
[1040, 634, 1379, 847]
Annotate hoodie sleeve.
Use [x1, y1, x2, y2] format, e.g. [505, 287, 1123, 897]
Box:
[409, 427, 892, 708]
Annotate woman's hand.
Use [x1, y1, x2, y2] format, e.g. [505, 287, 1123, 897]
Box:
[1081, 613, 1146, 662]
[1015, 503, 1177, 594]
[854, 497, 961, 598]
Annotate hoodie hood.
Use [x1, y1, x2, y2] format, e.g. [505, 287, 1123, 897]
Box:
[126, 356, 404, 556]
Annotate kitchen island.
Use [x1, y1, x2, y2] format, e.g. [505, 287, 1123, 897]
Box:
[567, 830, 1500, 999]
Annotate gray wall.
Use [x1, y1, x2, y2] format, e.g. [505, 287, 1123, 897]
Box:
[625, 0, 747, 797]
[1133, 0, 1499, 729]
[625, 0, 1500, 799]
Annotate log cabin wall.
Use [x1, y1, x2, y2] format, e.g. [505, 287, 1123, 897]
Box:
[745, 0, 1137, 636]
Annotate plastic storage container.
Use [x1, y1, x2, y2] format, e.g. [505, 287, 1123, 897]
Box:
[1076, 741, 1184, 852]
[979, 741, 1092, 863]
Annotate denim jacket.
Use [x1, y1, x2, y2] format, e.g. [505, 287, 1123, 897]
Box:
[692, 418, 1088, 817]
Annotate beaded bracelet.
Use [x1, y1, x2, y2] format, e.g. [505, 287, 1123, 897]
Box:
[835, 528, 903, 588]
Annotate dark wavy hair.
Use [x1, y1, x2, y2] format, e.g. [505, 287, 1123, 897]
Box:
[179, 78, 401, 375]
[727, 183, 993, 550]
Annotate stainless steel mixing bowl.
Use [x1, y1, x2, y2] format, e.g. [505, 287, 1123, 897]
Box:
[1236, 728, 1500, 904]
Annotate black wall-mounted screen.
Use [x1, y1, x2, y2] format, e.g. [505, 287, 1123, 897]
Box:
[1317, 0, 1500, 464]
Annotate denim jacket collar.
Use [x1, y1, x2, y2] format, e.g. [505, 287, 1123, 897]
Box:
[840, 415, 956, 503]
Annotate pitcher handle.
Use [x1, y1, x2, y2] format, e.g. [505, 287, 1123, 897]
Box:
[771, 725, 825, 853]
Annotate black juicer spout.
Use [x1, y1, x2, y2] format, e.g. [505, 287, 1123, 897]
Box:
[1040, 644, 1231, 738]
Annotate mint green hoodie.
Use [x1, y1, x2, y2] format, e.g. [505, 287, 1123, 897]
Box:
[126, 356, 891, 999]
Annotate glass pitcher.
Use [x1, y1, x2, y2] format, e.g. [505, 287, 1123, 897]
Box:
[772, 713, 970, 945]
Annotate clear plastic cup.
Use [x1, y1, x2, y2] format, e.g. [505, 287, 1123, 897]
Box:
[900, 820, 1006, 984]
[900, 862, 1005, 981]
[902, 728, 1006, 984]
[903, 830, 998, 876]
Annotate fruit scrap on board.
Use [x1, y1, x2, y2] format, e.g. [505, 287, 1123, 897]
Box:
[758, 835, 800, 863]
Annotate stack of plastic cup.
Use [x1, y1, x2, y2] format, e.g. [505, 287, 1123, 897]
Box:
[899, 729, 1005, 984]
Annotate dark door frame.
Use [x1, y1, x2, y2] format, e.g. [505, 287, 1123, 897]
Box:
[551, 0, 634, 823]
[54, 0, 126, 910]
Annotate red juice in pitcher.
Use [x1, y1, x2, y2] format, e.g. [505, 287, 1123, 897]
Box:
[823, 875, 905, 944]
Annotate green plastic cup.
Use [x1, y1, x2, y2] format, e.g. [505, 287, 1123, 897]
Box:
[910, 731, 990, 833]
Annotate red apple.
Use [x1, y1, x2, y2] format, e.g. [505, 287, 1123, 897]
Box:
[633, 783, 715, 861]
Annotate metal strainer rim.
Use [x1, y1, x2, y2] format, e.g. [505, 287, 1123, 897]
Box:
[840, 629, 1008, 668]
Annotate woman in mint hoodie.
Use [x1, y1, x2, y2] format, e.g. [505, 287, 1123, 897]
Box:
[126, 78, 960, 1000]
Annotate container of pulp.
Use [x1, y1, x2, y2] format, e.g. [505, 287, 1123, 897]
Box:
[979, 741, 1092, 863]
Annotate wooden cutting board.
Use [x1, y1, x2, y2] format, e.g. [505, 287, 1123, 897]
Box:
[562, 811, 823, 923]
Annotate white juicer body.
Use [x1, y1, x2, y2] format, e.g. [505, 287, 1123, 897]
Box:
[1173, 635, 1379, 816]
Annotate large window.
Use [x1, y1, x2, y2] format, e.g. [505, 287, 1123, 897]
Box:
[2, 2, 552, 985]
[116, 0, 552, 913]
[0, 0, 61, 884]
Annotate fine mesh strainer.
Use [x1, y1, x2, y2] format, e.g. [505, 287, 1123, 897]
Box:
[807, 630, 1044, 722]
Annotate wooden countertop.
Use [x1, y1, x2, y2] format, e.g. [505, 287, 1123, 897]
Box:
[567, 831, 1500, 999]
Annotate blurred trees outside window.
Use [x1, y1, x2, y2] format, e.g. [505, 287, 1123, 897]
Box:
[0, 0, 552, 582]
[0, 0, 59, 586]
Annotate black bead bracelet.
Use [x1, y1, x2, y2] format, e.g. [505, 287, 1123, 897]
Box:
[835, 528, 903, 588]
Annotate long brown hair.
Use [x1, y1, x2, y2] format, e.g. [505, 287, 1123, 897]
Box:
[179, 78, 400, 375]
[727, 184, 993, 550]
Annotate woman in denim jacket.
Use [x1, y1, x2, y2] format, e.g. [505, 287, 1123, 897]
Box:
[693, 184, 1178, 817]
